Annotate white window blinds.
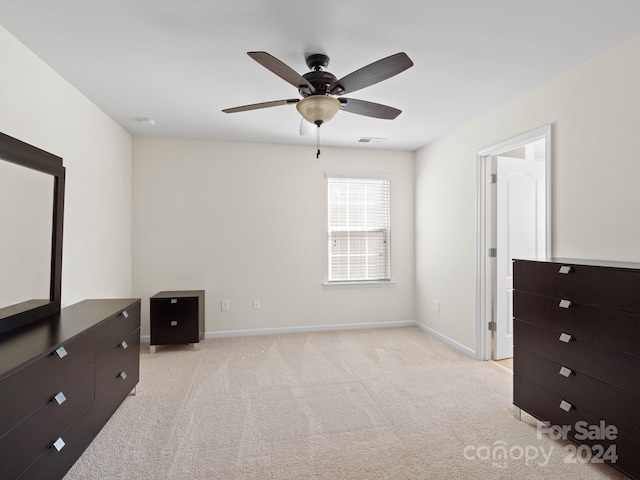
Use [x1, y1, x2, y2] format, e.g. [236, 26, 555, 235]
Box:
[327, 174, 391, 282]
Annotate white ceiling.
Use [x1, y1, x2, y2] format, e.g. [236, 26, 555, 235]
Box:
[2, 0, 640, 151]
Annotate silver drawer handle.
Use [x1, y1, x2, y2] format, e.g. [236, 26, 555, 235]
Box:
[119, 371, 128, 380]
[55, 346, 68, 359]
[559, 299, 572, 309]
[120, 341, 128, 350]
[559, 400, 572, 412]
[53, 392, 67, 405]
[559, 265, 573, 274]
[559, 333, 572, 343]
[121, 310, 129, 318]
[559, 367, 572, 377]
[53, 437, 66, 452]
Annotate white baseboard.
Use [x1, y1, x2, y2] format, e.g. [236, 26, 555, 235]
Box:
[205, 320, 417, 339]
[140, 320, 415, 343]
[413, 322, 476, 358]
[141, 321, 477, 361]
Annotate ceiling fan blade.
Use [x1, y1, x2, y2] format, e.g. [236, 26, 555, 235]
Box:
[339, 98, 402, 120]
[330, 52, 413, 95]
[222, 99, 299, 114]
[299, 118, 315, 136]
[248, 51, 315, 94]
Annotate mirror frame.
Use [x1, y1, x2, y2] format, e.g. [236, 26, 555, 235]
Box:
[0, 132, 65, 334]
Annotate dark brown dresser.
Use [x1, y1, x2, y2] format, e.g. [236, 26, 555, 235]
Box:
[0, 298, 140, 480]
[150, 290, 204, 352]
[513, 258, 640, 479]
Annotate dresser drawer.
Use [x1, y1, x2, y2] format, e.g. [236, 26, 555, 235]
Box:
[515, 347, 640, 440]
[16, 406, 95, 480]
[514, 290, 640, 356]
[93, 302, 140, 353]
[513, 260, 640, 313]
[0, 332, 95, 435]
[94, 355, 139, 431]
[96, 326, 140, 368]
[514, 376, 640, 479]
[514, 319, 640, 397]
[96, 329, 140, 389]
[0, 366, 94, 480]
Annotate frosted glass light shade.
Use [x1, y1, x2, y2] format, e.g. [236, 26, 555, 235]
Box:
[296, 96, 341, 125]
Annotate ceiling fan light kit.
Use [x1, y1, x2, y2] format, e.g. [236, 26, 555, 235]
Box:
[296, 96, 341, 126]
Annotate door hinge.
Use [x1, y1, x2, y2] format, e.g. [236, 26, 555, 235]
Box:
[488, 248, 497, 258]
[489, 173, 497, 184]
[488, 321, 497, 331]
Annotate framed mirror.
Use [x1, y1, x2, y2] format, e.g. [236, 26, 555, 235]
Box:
[0, 132, 65, 335]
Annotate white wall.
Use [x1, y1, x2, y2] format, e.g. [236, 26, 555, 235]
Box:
[9, 14, 638, 352]
[132, 138, 414, 336]
[415, 34, 640, 353]
[0, 26, 132, 306]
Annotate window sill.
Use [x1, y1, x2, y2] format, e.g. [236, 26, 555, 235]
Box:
[323, 281, 396, 289]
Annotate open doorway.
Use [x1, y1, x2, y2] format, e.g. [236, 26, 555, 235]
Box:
[475, 125, 553, 361]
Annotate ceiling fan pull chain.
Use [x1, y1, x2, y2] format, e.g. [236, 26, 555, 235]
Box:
[316, 126, 321, 159]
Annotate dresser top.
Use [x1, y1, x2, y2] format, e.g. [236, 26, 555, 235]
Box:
[515, 257, 640, 270]
[0, 298, 140, 379]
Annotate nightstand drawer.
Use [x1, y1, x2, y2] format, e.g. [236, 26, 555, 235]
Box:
[513, 260, 640, 312]
[150, 316, 198, 344]
[515, 347, 640, 440]
[514, 319, 640, 397]
[513, 290, 640, 356]
[150, 296, 198, 321]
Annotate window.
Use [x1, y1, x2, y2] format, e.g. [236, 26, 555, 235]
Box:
[327, 173, 391, 283]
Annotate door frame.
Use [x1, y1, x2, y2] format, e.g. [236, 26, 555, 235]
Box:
[475, 124, 553, 361]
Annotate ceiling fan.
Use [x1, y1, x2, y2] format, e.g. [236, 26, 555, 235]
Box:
[222, 51, 414, 129]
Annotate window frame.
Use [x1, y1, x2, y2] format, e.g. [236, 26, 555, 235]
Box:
[325, 172, 393, 287]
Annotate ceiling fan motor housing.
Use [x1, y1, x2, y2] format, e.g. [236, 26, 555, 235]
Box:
[300, 70, 339, 97]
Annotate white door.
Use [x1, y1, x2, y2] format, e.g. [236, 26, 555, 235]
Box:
[494, 155, 546, 359]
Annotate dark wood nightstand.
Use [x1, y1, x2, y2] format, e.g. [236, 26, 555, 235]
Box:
[149, 290, 205, 353]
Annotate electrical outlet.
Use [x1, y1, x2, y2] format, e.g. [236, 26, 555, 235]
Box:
[221, 299, 230, 311]
[253, 299, 261, 310]
[435, 300, 440, 313]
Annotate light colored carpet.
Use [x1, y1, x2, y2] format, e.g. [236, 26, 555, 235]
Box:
[493, 358, 513, 372]
[65, 327, 625, 479]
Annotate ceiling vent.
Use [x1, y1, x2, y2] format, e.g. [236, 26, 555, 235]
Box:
[358, 137, 386, 143]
